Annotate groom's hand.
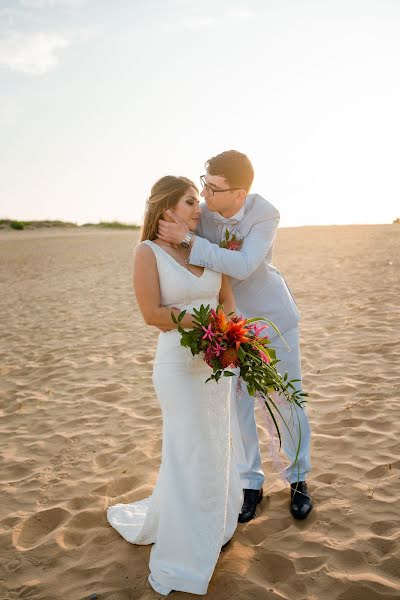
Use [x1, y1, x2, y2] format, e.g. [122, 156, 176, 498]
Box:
[158, 210, 190, 246]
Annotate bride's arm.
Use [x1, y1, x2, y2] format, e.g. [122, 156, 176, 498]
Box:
[218, 274, 236, 316]
[133, 243, 198, 330]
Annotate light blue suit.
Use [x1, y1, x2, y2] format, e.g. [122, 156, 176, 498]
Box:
[189, 194, 312, 487]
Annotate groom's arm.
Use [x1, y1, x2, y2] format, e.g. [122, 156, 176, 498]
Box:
[188, 215, 279, 280]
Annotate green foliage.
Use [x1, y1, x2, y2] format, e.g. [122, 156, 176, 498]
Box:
[11, 220, 24, 230]
[172, 304, 213, 356]
[1, 219, 76, 229]
[0, 219, 140, 230]
[97, 221, 140, 229]
[172, 302, 309, 474]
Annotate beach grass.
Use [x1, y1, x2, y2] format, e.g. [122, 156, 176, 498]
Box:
[81, 221, 141, 230]
[0, 219, 140, 231]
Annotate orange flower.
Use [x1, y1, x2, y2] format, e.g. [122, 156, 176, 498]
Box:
[224, 319, 249, 350]
[220, 348, 239, 368]
[211, 308, 229, 334]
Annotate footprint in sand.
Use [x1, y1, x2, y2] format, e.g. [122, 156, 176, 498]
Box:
[370, 519, 400, 537]
[4, 556, 23, 572]
[315, 472, 338, 485]
[0, 463, 32, 483]
[365, 463, 393, 479]
[58, 528, 86, 549]
[294, 555, 327, 573]
[13, 506, 70, 550]
[132, 353, 153, 364]
[0, 515, 21, 530]
[91, 475, 138, 497]
[250, 549, 298, 586]
[94, 451, 120, 468]
[10, 584, 42, 599]
[57, 509, 104, 549]
[66, 495, 94, 511]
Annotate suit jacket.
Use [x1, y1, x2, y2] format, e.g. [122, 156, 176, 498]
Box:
[188, 193, 300, 335]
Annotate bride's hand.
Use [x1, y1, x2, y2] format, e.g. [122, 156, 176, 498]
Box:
[157, 306, 181, 332]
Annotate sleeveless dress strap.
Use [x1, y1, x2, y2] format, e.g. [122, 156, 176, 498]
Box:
[142, 239, 163, 259]
[142, 239, 157, 250]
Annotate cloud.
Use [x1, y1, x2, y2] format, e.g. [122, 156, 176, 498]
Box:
[20, 0, 85, 7]
[0, 31, 71, 75]
[163, 4, 255, 32]
[0, 7, 39, 26]
[226, 6, 255, 21]
[180, 16, 217, 29]
[72, 24, 102, 43]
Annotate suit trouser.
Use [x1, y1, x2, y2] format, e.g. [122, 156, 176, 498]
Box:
[234, 326, 312, 489]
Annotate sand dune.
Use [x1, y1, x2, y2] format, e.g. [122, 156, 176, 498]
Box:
[0, 225, 399, 599]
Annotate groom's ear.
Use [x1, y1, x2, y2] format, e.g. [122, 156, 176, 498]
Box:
[237, 189, 247, 202]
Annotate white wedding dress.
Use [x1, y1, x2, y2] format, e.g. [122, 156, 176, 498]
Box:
[107, 240, 243, 596]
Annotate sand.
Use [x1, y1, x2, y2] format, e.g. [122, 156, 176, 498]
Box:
[0, 224, 399, 600]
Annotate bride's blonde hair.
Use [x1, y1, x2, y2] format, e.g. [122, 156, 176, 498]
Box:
[140, 175, 198, 242]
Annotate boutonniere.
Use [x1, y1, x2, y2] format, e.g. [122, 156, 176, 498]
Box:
[219, 228, 243, 250]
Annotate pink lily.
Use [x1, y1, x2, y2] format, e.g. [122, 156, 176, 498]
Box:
[212, 341, 224, 357]
[201, 324, 215, 341]
[259, 350, 270, 363]
[251, 323, 269, 337]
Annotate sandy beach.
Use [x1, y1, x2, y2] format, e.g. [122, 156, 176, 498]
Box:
[0, 224, 399, 600]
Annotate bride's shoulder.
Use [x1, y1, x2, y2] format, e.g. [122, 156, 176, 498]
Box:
[134, 240, 157, 261]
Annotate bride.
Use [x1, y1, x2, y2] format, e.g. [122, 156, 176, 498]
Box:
[107, 175, 243, 596]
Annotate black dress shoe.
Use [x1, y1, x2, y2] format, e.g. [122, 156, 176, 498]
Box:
[238, 488, 263, 523]
[290, 481, 313, 520]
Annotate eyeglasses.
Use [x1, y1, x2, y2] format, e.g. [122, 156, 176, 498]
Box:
[200, 175, 242, 197]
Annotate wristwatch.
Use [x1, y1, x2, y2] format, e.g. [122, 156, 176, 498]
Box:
[179, 231, 195, 249]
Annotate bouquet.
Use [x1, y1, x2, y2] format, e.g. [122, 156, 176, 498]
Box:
[171, 304, 307, 466]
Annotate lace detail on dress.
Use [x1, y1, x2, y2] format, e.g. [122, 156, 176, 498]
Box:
[197, 376, 231, 555]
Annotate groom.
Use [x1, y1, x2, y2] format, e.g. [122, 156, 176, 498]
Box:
[157, 150, 313, 521]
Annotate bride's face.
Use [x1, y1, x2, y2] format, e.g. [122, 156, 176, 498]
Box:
[168, 187, 201, 231]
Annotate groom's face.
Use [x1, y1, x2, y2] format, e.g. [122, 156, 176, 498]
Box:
[200, 173, 245, 214]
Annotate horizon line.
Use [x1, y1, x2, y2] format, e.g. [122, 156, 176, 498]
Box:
[1, 217, 399, 231]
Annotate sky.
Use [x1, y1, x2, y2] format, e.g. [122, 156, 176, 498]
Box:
[0, 0, 399, 227]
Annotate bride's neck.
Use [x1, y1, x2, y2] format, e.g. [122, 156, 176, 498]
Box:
[156, 240, 185, 253]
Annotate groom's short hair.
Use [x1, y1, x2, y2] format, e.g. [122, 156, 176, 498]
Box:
[205, 150, 254, 193]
